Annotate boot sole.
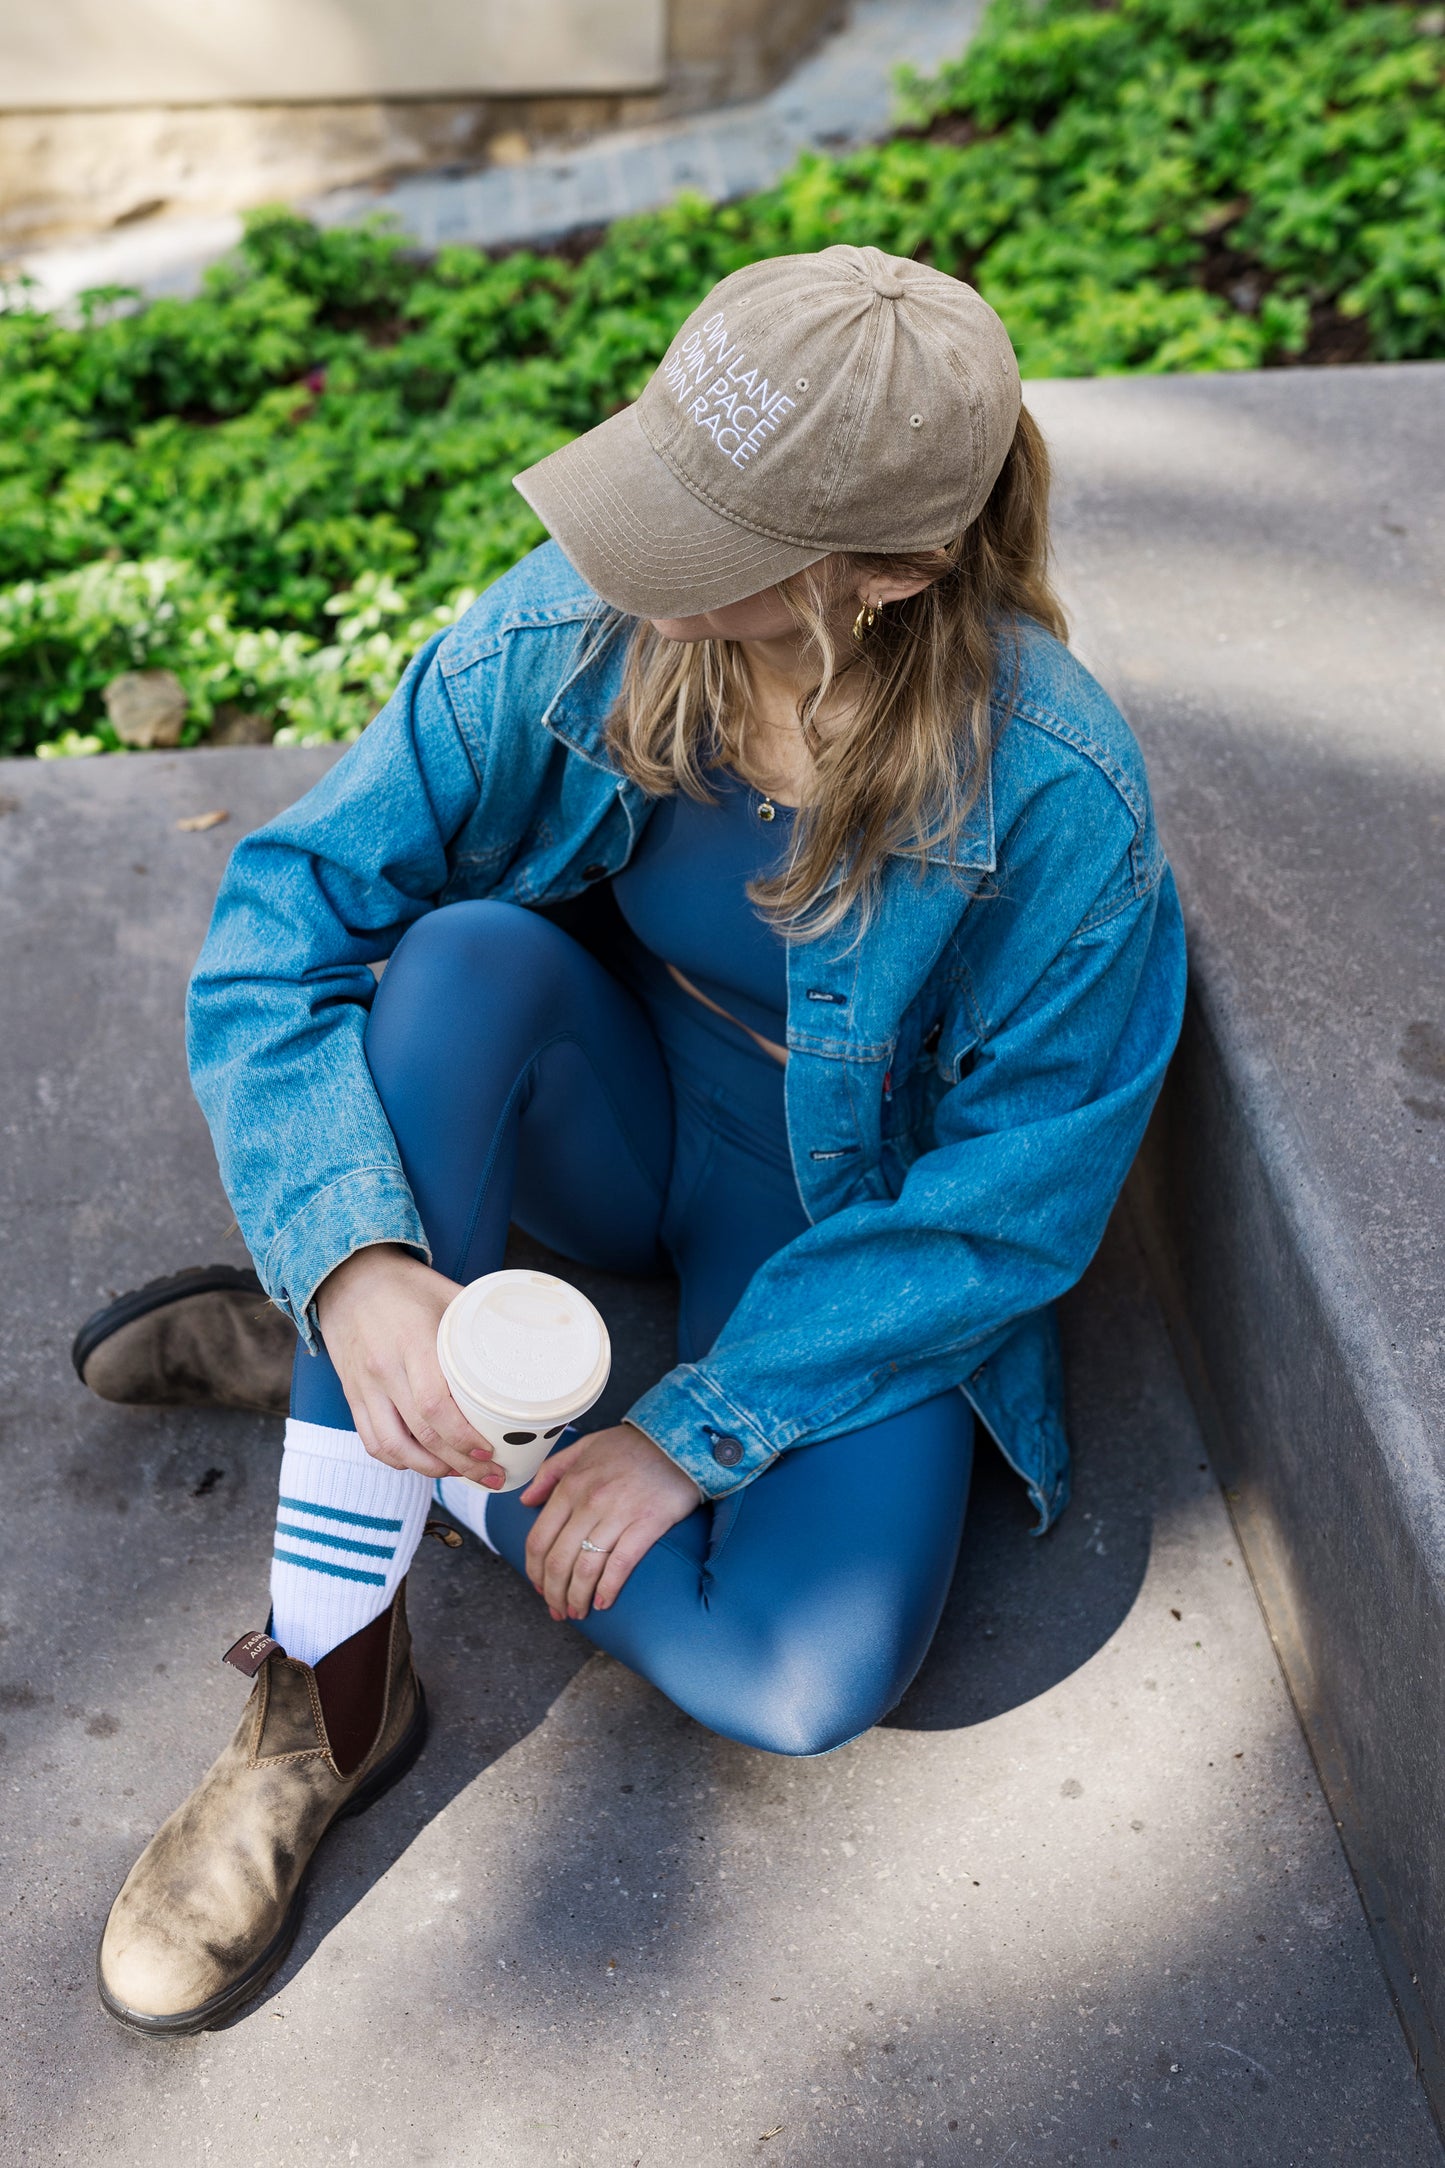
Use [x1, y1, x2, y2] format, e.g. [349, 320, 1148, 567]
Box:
[71, 1266, 274, 1378]
[71, 1264, 269, 1381]
[96, 1681, 430, 2037]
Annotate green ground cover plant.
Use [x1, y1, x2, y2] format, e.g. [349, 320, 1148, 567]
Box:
[2, 0, 1440, 754]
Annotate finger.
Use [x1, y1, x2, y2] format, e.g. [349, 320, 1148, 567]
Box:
[408, 1382, 497, 1471]
[356, 1401, 450, 1479]
[542, 1520, 590, 1616]
[528, 1490, 594, 1612]
[564, 1531, 618, 1620]
[396, 1354, 500, 1481]
[529, 1490, 584, 1607]
[520, 1441, 581, 1509]
[523, 1467, 585, 1585]
[400, 1339, 497, 1460]
[397, 1416, 478, 1481]
[593, 1524, 657, 1611]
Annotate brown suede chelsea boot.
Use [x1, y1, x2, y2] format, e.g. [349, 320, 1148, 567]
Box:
[97, 1585, 427, 2035]
[73, 1265, 295, 1416]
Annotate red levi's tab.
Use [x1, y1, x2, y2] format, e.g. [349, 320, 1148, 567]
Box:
[222, 1630, 284, 1677]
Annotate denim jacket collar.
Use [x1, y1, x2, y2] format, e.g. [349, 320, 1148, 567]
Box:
[539, 610, 997, 881]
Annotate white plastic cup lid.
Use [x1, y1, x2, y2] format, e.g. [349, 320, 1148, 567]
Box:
[438, 1270, 610, 1422]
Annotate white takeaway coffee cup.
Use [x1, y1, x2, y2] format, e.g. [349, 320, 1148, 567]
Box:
[436, 1269, 611, 1491]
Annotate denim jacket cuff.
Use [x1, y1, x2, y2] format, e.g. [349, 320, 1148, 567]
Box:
[260, 1166, 430, 1348]
[625, 1367, 778, 1501]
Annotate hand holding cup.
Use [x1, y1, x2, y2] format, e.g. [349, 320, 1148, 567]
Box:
[435, 1268, 611, 1491]
[314, 1246, 505, 1482]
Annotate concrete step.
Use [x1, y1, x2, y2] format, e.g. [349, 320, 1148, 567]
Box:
[1030, 360, 1445, 2125]
[1, 745, 1438, 2159]
[16, 0, 984, 311]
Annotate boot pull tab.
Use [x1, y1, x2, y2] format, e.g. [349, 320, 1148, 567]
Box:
[222, 1630, 284, 1677]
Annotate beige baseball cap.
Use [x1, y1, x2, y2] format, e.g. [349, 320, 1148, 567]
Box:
[512, 244, 1021, 619]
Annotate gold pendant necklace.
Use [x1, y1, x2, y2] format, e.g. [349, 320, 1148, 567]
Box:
[755, 792, 777, 823]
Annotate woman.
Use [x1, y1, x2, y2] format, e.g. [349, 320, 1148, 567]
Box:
[97, 245, 1185, 2034]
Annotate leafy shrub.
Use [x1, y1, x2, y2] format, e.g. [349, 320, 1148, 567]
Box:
[1, 562, 474, 756]
[2, 0, 1440, 753]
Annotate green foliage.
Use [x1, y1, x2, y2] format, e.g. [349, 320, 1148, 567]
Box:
[1, 559, 474, 757]
[895, 0, 1445, 369]
[2, 0, 1440, 753]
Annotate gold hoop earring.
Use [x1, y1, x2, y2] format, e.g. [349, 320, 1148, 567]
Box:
[851, 600, 880, 645]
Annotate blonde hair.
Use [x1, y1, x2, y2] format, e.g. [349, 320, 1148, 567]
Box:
[604, 407, 1066, 942]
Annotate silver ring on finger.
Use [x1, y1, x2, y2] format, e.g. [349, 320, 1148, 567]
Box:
[579, 1538, 611, 1554]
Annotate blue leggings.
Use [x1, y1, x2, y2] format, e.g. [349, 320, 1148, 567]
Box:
[292, 901, 973, 1756]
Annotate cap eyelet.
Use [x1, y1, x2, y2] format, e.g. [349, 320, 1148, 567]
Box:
[909, 414, 924, 429]
[796, 377, 809, 391]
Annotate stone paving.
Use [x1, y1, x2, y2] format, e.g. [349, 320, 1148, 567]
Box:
[16, 0, 983, 311]
[2, 737, 1440, 2161]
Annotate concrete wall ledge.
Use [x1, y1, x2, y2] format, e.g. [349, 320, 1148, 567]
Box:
[0, 0, 840, 252]
[1029, 363, 1445, 2114]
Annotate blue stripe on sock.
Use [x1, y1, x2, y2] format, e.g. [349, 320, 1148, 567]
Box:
[277, 1494, 404, 1534]
[274, 1519, 395, 1561]
[272, 1546, 387, 1588]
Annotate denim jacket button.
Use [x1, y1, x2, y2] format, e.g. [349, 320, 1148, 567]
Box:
[710, 1433, 744, 1468]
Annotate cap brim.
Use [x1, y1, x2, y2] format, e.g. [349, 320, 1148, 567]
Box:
[513, 404, 828, 618]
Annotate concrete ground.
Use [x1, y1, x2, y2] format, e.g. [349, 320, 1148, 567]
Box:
[2, 750, 1441, 2161]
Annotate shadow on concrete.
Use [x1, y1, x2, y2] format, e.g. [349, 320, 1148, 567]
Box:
[196, 1520, 1441, 2166]
[246, 1541, 597, 2019]
[17, 1201, 1436, 2164]
[883, 1442, 1151, 1735]
[238, 1231, 684, 2003]
[509, 1217, 1157, 1742]
[236, 1225, 685, 2013]
[255, 1217, 1158, 2011]
[887, 1248, 1157, 1733]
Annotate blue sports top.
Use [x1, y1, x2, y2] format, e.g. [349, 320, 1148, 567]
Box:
[611, 766, 796, 1046]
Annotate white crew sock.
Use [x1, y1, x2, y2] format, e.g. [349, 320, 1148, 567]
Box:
[270, 1419, 431, 1667]
[433, 1474, 498, 1554]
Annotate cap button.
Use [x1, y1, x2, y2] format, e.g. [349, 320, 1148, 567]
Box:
[871, 271, 906, 299]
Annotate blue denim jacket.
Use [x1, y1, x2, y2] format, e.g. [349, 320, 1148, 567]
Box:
[187, 541, 1185, 1526]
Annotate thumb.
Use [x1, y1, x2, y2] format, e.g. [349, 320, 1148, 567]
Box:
[520, 1444, 576, 1507]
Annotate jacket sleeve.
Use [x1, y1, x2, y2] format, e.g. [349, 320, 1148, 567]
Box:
[625, 867, 1187, 1499]
[185, 631, 483, 1340]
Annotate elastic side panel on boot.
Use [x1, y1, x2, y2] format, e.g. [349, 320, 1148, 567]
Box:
[312, 1602, 397, 1778]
